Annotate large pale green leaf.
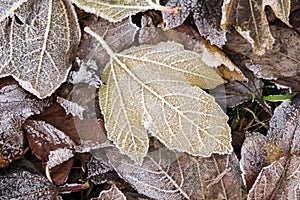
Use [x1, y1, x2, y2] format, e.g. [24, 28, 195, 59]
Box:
[0, 0, 81, 98]
[221, 0, 291, 55]
[85, 27, 232, 164]
[71, 0, 180, 22]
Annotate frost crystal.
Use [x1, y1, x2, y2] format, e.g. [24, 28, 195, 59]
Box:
[47, 147, 74, 169]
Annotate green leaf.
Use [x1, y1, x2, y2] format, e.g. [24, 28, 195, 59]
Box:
[71, 0, 181, 22]
[221, 0, 291, 55]
[85, 27, 232, 164]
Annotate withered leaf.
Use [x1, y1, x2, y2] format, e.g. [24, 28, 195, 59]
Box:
[226, 25, 300, 83]
[77, 16, 138, 69]
[163, 0, 227, 47]
[212, 70, 263, 107]
[92, 184, 126, 200]
[57, 96, 85, 120]
[87, 154, 114, 185]
[0, 77, 47, 167]
[0, 0, 28, 23]
[221, 0, 291, 55]
[24, 119, 75, 184]
[0, 0, 80, 98]
[71, 0, 180, 22]
[106, 146, 244, 199]
[140, 12, 246, 82]
[0, 168, 58, 199]
[240, 95, 300, 198]
[86, 27, 232, 164]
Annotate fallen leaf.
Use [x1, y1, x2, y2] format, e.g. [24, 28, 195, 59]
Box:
[163, 0, 227, 47]
[212, 70, 263, 107]
[140, 11, 246, 82]
[106, 146, 244, 199]
[0, 0, 28, 23]
[0, 77, 47, 167]
[57, 96, 85, 120]
[77, 16, 138, 68]
[87, 154, 114, 185]
[222, 0, 292, 55]
[263, 0, 292, 27]
[225, 25, 300, 84]
[0, 168, 58, 199]
[24, 119, 76, 184]
[0, 0, 80, 98]
[240, 95, 300, 197]
[91, 184, 126, 200]
[71, 0, 181, 22]
[86, 27, 232, 164]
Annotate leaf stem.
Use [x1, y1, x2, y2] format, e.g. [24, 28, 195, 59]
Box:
[145, 0, 182, 15]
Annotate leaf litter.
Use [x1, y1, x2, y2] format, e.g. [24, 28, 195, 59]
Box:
[0, 0, 299, 199]
[240, 95, 300, 199]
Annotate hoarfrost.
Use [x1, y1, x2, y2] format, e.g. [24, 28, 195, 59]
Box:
[47, 147, 74, 169]
[57, 96, 85, 120]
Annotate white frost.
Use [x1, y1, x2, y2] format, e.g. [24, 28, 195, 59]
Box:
[57, 96, 85, 120]
[47, 147, 74, 169]
[70, 59, 101, 87]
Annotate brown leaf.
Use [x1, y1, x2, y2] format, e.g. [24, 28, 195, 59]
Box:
[163, 0, 227, 47]
[24, 120, 76, 184]
[240, 133, 269, 191]
[105, 146, 244, 199]
[226, 25, 300, 85]
[36, 102, 81, 144]
[87, 155, 114, 185]
[221, 0, 289, 55]
[0, 168, 58, 199]
[77, 15, 138, 68]
[0, 77, 47, 167]
[240, 95, 300, 197]
[247, 157, 288, 200]
[212, 70, 263, 107]
[92, 184, 126, 200]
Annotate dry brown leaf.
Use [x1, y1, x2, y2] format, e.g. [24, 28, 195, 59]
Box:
[240, 95, 300, 198]
[222, 0, 291, 55]
[163, 0, 226, 47]
[226, 25, 300, 86]
[24, 119, 75, 184]
[106, 145, 244, 199]
[0, 77, 47, 167]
